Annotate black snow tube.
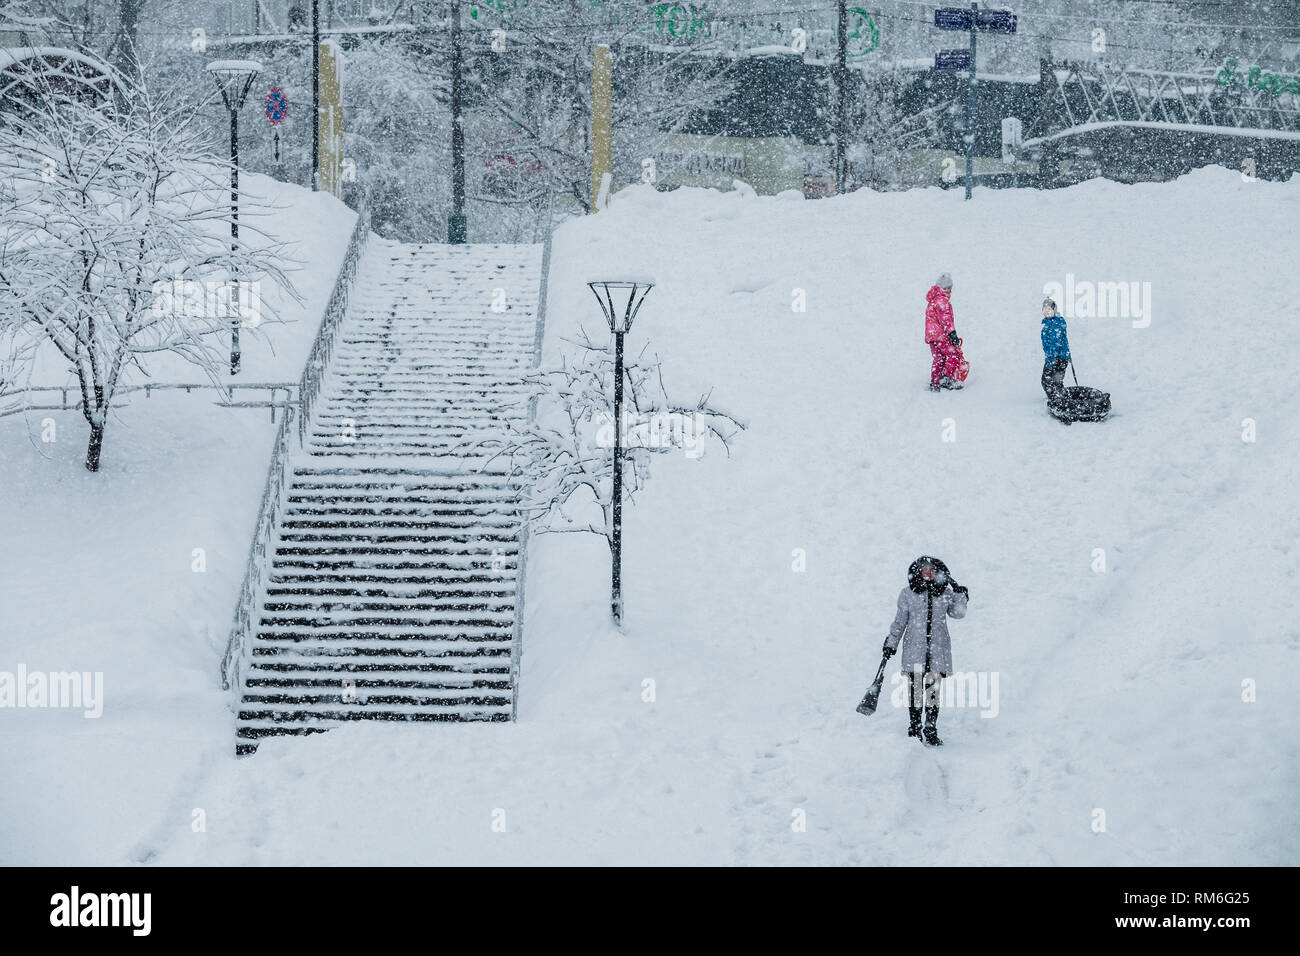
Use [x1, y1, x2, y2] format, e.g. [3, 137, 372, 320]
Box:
[1048, 385, 1111, 424]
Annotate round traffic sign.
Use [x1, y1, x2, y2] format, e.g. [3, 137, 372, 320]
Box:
[264, 87, 289, 124]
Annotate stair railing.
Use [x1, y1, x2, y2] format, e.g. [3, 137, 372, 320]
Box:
[510, 191, 557, 720]
[299, 197, 373, 443]
[221, 194, 372, 700]
[220, 404, 297, 694]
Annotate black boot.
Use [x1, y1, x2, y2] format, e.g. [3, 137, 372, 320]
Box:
[923, 702, 943, 746]
[908, 706, 923, 739]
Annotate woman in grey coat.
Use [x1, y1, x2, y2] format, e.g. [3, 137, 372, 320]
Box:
[882, 556, 969, 746]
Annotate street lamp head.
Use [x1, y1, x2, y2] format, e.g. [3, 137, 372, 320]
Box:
[206, 59, 263, 111]
[588, 278, 655, 335]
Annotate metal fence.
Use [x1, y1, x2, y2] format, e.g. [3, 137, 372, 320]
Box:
[0, 381, 298, 422]
[219, 401, 299, 695]
[508, 192, 557, 721]
[299, 201, 373, 444]
[1027, 60, 1300, 143]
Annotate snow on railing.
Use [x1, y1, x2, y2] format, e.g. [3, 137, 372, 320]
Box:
[299, 197, 373, 444]
[221, 192, 372, 699]
[510, 192, 557, 721]
[220, 403, 298, 694]
[0, 382, 297, 422]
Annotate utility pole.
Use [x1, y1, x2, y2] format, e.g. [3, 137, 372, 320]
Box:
[312, 0, 320, 191]
[966, 1, 976, 201]
[835, 0, 848, 194]
[935, 2, 1014, 198]
[449, 0, 467, 242]
[1037, 48, 1056, 187]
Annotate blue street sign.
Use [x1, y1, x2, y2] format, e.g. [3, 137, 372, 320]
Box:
[976, 10, 1017, 34]
[934, 8, 973, 30]
[935, 49, 973, 70]
[264, 86, 289, 125]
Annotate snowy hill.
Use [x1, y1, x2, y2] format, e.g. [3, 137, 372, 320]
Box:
[2, 168, 1296, 865]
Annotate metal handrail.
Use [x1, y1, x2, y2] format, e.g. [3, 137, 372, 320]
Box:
[221, 193, 372, 700]
[510, 191, 557, 721]
[299, 198, 373, 443]
[219, 403, 297, 693]
[0, 382, 298, 421]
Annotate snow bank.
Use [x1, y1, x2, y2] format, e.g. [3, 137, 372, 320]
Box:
[5, 167, 1296, 865]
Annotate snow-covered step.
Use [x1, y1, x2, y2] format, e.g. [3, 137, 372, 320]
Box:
[263, 597, 516, 612]
[259, 614, 516, 628]
[281, 506, 516, 519]
[284, 484, 520, 497]
[251, 642, 516, 658]
[234, 238, 542, 754]
[268, 573, 516, 587]
[309, 408, 524, 419]
[251, 640, 515, 657]
[302, 435, 516, 445]
[267, 551, 515, 564]
[247, 666, 513, 683]
[250, 646, 514, 662]
[264, 589, 517, 604]
[279, 511, 520, 526]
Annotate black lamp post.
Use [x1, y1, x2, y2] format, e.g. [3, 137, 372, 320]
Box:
[448, 0, 467, 243]
[312, 0, 320, 191]
[207, 59, 262, 375]
[835, 0, 848, 194]
[588, 279, 654, 628]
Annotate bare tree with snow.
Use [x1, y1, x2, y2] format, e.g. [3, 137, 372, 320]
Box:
[0, 67, 294, 470]
[453, 1, 741, 213]
[480, 331, 745, 551]
[848, 67, 945, 190]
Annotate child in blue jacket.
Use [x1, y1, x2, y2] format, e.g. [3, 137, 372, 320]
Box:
[1040, 298, 1071, 404]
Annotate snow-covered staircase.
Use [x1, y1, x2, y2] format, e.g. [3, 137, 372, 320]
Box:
[235, 239, 544, 753]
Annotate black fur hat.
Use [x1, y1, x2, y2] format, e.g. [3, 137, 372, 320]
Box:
[908, 556, 951, 594]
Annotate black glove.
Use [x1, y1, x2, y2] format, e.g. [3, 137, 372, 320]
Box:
[881, 643, 896, 659]
[947, 330, 960, 346]
[951, 582, 968, 597]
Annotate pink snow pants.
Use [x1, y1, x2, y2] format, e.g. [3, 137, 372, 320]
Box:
[929, 340, 960, 387]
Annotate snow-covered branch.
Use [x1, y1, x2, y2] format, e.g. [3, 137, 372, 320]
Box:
[0, 66, 297, 470]
[476, 335, 745, 552]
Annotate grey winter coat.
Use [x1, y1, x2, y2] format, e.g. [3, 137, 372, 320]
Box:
[884, 586, 968, 675]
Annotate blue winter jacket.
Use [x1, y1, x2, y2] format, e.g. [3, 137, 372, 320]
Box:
[1041, 314, 1071, 362]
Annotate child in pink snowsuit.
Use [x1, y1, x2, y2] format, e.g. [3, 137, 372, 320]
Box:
[925, 274, 963, 390]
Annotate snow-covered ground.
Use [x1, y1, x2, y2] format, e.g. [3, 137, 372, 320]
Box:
[3, 168, 1296, 865]
[0, 176, 355, 865]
